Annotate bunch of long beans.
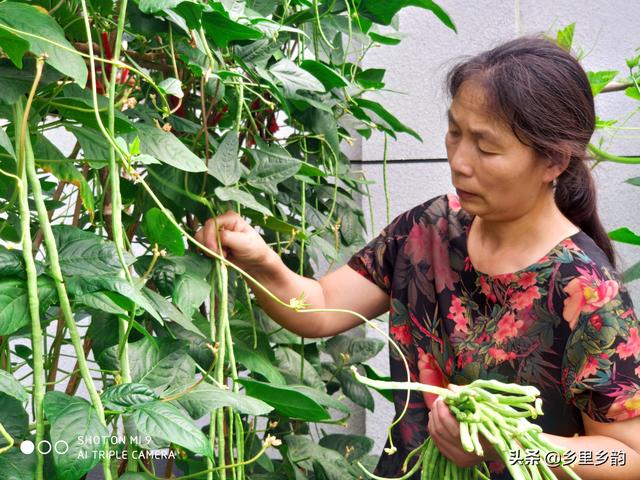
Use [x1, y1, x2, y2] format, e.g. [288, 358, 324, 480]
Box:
[352, 368, 582, 480]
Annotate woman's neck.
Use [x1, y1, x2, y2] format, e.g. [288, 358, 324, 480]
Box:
[467, 191, 579, 273]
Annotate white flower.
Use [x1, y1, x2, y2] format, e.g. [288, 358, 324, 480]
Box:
[263, 434, 282, 448]
[384, 446, 397, 455]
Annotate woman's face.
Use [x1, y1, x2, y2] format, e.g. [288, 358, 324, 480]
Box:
[445, 81, 557, 221]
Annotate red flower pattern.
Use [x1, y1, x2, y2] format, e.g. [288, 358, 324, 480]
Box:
[346, 193, 639, 480]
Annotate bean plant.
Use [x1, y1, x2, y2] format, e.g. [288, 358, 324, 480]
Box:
[0, 1, 458, 479]
[556, 23, 640, 280]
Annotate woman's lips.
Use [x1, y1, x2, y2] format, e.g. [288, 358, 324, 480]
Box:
[456, 188, 477, 199]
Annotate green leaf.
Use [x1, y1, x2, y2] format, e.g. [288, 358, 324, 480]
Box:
[0, 370, 28, 403]
[290, 385, 350, 414]
[0, 58, 63, 105]
[270, 59, 325, 96]
[51, 97, 134, 133]
[354, 98, 422, 141]
[285, 436, 359, 479]
[0, 393, 29, 444]
[75, 291, 130, 315]
[238, 379, 331, 421]
[319, 434, 374, 461]
[202, 10, 264, 48]
[335, 369, 374, 411]
[142, 207, 185, 256]
[214, 186, 271, 216]
[36, 138, 95, 217]
[135, 123, 207, 172]
[172, 272, 210, 318]
[101, 383, 159, 409]
[0, 125, 15, 159]
[142, 286, 206, 337]
[0, 26, 29, 68]
[64, 126, 110, 168]
[132, 338, 196, 391]
[622, 260, 640, 283]
[556, 22, 575, 51]
[65, 275, 162, 323]
[167, 382, 274, 418]
[369, 31, 403, 45]
[158, 77, 184, 98]
[275, 347, 325, 389]
[298, 160, 326, 178]
[300, 60, 348, 90]
[626, 177, 640, 187]
[595, 116, 618, 129]
[172, 2, 206, 29]
[208, 130, 241, 185]
[0, 449, 36, 480]
[609, 227, 640, 246]
[135, 0, 184, 12]
[132, 401, 212, 458]
[311, 109, 340, 155]
[325, 335, 385, 365]
[247, 141, 301, 195]
[234, 344, 286, 385]
[355, 68, 385, 89]
[0, 2, 87, 86]
[362, 364, 393, 402]
[588, 70, 618, 96]
[358, 0, 456, 31]
[119, 473, 155, 480]
[235, 38, 277, 69]
[0, 276, 57, 336]
[43, 392, 109, 479]
[53, 225, 135, 276]
[0, 246, 25, 278]
[626, 85, 640, 101]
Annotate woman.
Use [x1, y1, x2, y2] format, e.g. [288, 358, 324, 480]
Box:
[195, 36, 640, 479]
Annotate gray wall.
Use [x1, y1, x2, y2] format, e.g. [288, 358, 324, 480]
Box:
[347, 1, 640, 454]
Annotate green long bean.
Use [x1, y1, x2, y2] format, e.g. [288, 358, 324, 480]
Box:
[352, 369, 582, 480]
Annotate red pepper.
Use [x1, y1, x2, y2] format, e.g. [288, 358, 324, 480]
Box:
[267, 111, 279, 134]
[209, 105, 228, 126]
[101, 32, 113, 78]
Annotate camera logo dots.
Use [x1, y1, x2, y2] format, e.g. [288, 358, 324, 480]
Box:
[20, 440, 35, 454]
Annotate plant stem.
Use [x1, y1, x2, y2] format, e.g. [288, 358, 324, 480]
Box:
[214, 259, 228, 480]
[382, 132, 390, 224]
[16, 96, 112, 480]
[207, 265, 217, 480]
[103, 0, 138, 469]
[13, 66, 45, 476]
[588, 143, 640, 164]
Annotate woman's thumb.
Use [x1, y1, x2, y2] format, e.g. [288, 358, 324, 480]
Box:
[218, 227, 245, 251]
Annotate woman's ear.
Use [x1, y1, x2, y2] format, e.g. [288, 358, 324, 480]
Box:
[542, 148, 571, 183]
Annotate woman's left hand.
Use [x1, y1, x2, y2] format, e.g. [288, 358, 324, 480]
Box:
[427, 385, 495, 468]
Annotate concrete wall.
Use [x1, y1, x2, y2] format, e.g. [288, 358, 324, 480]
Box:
[349, 1, 640, 454]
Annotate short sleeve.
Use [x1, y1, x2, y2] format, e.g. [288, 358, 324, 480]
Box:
[346, 212, 412, 296]
[561, 262, 640, 423]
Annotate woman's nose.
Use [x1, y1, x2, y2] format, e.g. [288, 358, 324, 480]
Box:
[447, 142, 474, 177]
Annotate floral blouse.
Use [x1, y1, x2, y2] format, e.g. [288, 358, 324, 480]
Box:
[347, 193, 640, 479]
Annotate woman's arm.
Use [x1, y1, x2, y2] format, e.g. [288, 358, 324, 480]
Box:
[195, 211, 391, 338]
[540, 413, 640, 480]
[247, 249, 391, 337]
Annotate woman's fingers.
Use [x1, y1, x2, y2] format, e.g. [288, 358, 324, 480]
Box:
[436, 397, 460, 439]
[429, 399, 462, 450]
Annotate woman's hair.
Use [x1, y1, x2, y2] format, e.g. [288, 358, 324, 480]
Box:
[446, 35, 616, 268]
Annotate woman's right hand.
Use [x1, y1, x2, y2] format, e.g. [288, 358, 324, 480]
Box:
[194, 210, 273, 272]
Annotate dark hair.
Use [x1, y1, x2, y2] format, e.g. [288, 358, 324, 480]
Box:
[446, 35, 616, 268]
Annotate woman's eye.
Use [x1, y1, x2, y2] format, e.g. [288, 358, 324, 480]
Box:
[478, 146, 496, 155]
